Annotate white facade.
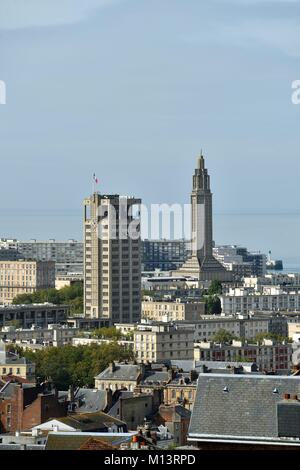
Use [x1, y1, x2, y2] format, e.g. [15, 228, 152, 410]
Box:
[134, 323, 194, 362]
[221, 287, 300, 315]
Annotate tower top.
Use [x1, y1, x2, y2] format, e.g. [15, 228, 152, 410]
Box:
[197, 152, 205, 170]
[193, 152, 210, 191]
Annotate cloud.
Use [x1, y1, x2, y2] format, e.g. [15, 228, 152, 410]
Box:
[0, 0, 121, 31]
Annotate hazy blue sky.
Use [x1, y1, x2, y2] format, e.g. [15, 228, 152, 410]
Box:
[0, 0, 300, 257]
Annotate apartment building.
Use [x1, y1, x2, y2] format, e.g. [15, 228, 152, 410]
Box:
[84, 193, 141, 323]
[172, 313, 289, 341]
[220, 287, 300, 315]
[134, 323, 194, 363]
[0, 260, 55, 305]
[0, 238, 83, 275]
[213, 245, 267, 278]
[142, 239, 188, 272]
[0, 325, 80, 349]
[194, 339, 292, 372]
[142, 298, 205, 322]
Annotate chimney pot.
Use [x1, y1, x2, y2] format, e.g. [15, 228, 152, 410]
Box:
[284, 393, 290, 400]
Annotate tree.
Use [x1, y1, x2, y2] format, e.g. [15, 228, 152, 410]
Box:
[207, 280, 223, 296]
[17, 343, 134, 390]
[92, 327, 123, 340]
[12, 282, 84, 315]
[205, 296, 222, 314]
[254, 332, 291, 343]
[212, 329, 238, 343]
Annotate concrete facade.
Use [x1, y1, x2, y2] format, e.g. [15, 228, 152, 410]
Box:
[84, 193, 141, 323]
[173, 155, 232, 282]
[221, 287, 300, 315]
[142, 298, 205, 322]
[194, 339, 292, 372]
[0, 260, 55, 305]
[0, 304, 69, 329]
[134, 323, 194, 362]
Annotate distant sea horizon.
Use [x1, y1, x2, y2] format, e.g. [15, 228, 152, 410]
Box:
[1, 209, 300, 273]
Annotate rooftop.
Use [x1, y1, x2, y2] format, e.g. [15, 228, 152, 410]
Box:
[95, 363, 141, 381]
[189, 374, 300, 444]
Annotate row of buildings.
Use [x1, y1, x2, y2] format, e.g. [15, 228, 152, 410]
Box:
[0, 237, 268, 278]
[2, 348, 300, 449]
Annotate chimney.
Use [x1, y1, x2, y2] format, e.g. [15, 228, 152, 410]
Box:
[283, 393, 290, 400]
[109, 361, 116, 373]
[168, 368, 174, 381]
[291, 394, 298, 401]
[68, 384, 75, 403]
[189, 369, 198, 381]
[105, 388, 113, 409]
[139, 363, 146, 377]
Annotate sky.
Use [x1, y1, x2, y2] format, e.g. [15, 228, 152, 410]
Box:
[0, 0, 300, 259]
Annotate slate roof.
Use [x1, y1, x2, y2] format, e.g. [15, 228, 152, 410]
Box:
[49, 411, 126, 432]
[141, 370, 170, 384]
[158, 404, 191, 422]
[5, 353, 33, 365]
[168, 360, 195, 372]
[108, 399, 127, 419]
[45, 432, 135, 450]
[168, 372, 197, 386]
[189, 374, 300, 443]
[0, 380, 35, 398]
[74, 388, 107, 413]
[95, 363, 140, 381]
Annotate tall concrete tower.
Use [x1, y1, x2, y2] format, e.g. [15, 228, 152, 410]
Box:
[83, 193, 142, 323]
[173, 154, 232, 282]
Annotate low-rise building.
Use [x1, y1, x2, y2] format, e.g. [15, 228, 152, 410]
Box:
[108, 390, 157, 431]
[0, 303, 69, 329]
[95, 362, 142, 392]
[194, 339, 292, 373]
[45, 431, 156, 450]
[142, 298, 205, 322]
[72, 337, 133, 350]
[0, 355, 35, 380]
[0, 381, 67, 433]
[0, 341, 35, 379]
[32, 411, 127, 433]
[1, 325, 79, 348]
[0, 260, 55, 305]
[163, 370, 198, 410]
[134, 323, 194, 363]
[154, 404, 191, 446]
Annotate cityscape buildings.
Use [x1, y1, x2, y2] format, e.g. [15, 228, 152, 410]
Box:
[213, 245, 267, 278]
[0, 238, 83, 275]
[142, 239, 188, 272]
